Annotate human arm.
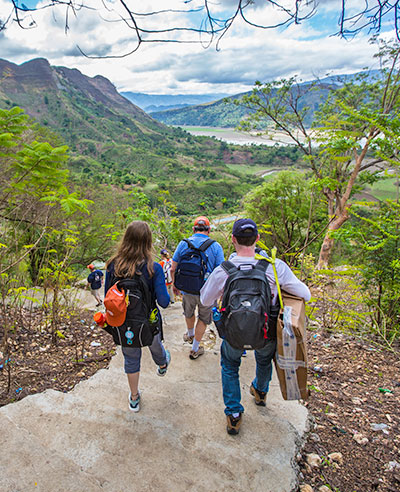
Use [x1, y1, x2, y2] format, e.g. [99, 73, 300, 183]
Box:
[170, 260, 180, 296]
[200, 266, 227, 307]
[273, 260, 311, 302]
[104, 269, 112, 295]
[171, 241, 185, 295]
[153, 263, 170, 308]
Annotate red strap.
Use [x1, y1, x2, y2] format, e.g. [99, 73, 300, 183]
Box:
[263, 312, 268, 339]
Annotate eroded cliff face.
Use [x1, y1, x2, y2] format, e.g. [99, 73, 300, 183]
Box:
[0, 57, 157, 125]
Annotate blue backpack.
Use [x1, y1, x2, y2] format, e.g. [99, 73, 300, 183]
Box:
[174, 238, 215, 294]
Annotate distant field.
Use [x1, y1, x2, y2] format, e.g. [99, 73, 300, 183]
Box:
[367, 177, 399, 200]
[178, 126, 298, 146]
[226, 163, 276, 175]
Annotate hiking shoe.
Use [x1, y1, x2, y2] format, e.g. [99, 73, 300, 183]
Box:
[128, 392, 140, 412]
[226, 414, 242, 435]
[183, 333, 194, 343]
[157, 349, 171, 377]
[250, 383, 267, 406]
[189, 346, 204, 360]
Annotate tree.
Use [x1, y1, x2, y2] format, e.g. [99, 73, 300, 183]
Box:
[2, 1, 400, 57]
[237, 39, 400, 267]
[244, 170, 325, 263]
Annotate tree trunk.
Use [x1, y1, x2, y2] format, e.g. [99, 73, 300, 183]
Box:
[317, 212, 349, 268]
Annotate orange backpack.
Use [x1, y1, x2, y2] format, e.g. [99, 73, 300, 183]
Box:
[104, 282, 129, 327]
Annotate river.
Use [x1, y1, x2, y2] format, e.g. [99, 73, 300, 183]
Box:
[178, 126, 302, 146]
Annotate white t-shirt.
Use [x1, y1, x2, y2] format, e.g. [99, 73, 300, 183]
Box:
[200, 255, 311, 307]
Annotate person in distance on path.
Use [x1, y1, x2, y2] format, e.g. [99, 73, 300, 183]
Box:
[87, 264, 104, 307]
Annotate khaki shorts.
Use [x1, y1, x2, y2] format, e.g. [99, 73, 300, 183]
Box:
[182, 294, 212, 325]
[90, 288, 101, 298]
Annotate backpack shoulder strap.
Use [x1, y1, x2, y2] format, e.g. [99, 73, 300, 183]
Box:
[198, 238, 215, 252]
[183, 238, 195, 249]
[255, 259, 270, 274]
[221, 260, 238, 276]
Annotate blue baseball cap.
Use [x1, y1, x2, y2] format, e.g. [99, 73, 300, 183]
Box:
[232, 218, 258, 237]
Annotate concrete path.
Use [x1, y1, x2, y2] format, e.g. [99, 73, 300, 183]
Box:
[0, 302, 308, 492]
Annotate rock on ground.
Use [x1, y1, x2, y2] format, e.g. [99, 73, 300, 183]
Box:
[0, 302, 308, 492]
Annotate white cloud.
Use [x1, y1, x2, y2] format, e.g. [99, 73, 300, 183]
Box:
[0, 0, 395, 96]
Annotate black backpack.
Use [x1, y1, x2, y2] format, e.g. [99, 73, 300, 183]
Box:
[174, 238, 215, 294]
[103, 274, 160, 348]
[218, 260, 273, 350]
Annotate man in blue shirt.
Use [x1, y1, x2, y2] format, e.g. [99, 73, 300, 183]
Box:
[87, 264, 104, 307]
[171, 216, 224, 359]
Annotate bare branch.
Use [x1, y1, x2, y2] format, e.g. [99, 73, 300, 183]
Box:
[3, 0, 400, 56]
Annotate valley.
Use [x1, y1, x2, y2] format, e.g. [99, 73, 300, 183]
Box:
[177, 126, 298, 146]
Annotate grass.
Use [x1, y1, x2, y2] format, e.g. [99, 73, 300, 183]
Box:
[367, 177, 400, 200]
[226, 163, 277, 175]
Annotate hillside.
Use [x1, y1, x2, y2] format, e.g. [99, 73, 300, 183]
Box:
[0, 58, 268, 214]
[150, 82, 337, 128]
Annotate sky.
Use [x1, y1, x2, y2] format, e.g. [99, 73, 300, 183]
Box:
[0, 0, 396, 95]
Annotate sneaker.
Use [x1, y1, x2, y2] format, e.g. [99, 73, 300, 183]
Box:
[189, 346, 205, 360]
[226, 414, 242, 435]
[250, 383, 267, 406]
[128, 392, 140, 412]
[183, 333, 194, 343]
[157, 349, 171, 376]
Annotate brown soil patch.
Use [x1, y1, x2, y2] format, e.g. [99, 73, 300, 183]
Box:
[298, 331, 400, 492]
[0, 308, 115, 406]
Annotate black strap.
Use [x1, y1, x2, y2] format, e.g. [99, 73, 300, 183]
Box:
[112, 272, 153, 313]
[183, 237, 215, 252]
[221, 260, 238, 276]
[255, 259, 270, 274]
[222, 259, 269, 276]
[198, 238, 215, 252]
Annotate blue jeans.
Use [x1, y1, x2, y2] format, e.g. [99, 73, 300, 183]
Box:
[220, 338, 277, 415]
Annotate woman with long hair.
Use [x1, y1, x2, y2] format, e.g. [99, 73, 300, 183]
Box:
[105, 221, 171, 412]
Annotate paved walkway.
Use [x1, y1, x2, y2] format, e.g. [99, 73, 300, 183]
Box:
[0, 301, 308, 492]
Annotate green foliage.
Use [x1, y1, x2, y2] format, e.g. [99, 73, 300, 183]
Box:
[236, 40, 400, 266]
[306, 266, 372, 334]
[244, 170, 326, 262]
[336, 200, 400, 345]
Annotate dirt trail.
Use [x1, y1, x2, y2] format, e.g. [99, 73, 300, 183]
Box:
[0, 298, 309, 492]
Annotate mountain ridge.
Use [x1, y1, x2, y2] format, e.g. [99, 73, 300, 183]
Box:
[0, 57, 269, 215]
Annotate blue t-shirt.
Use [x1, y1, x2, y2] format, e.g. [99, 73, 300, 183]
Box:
[87, 270, 103, 290]
[173, 233, 225, 279]
[105, 262, 170, 309]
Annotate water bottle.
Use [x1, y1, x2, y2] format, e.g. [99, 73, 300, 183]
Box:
[212, 306, 221, 321]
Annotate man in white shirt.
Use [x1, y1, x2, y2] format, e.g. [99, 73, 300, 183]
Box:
[200, 218, 311, 435]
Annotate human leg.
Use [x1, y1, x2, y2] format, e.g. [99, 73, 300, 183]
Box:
[182, 294, 196, 341]
[167, 284, 175, 303]
[252, 339, 277, 395]
[91, 288, 102, 306]
[122, 346, 142, 411]
[220, 340, 244, 416]
[127, 372, 140, 398]
[190, 300, 211, 356]
[147, 333, 171, 375]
